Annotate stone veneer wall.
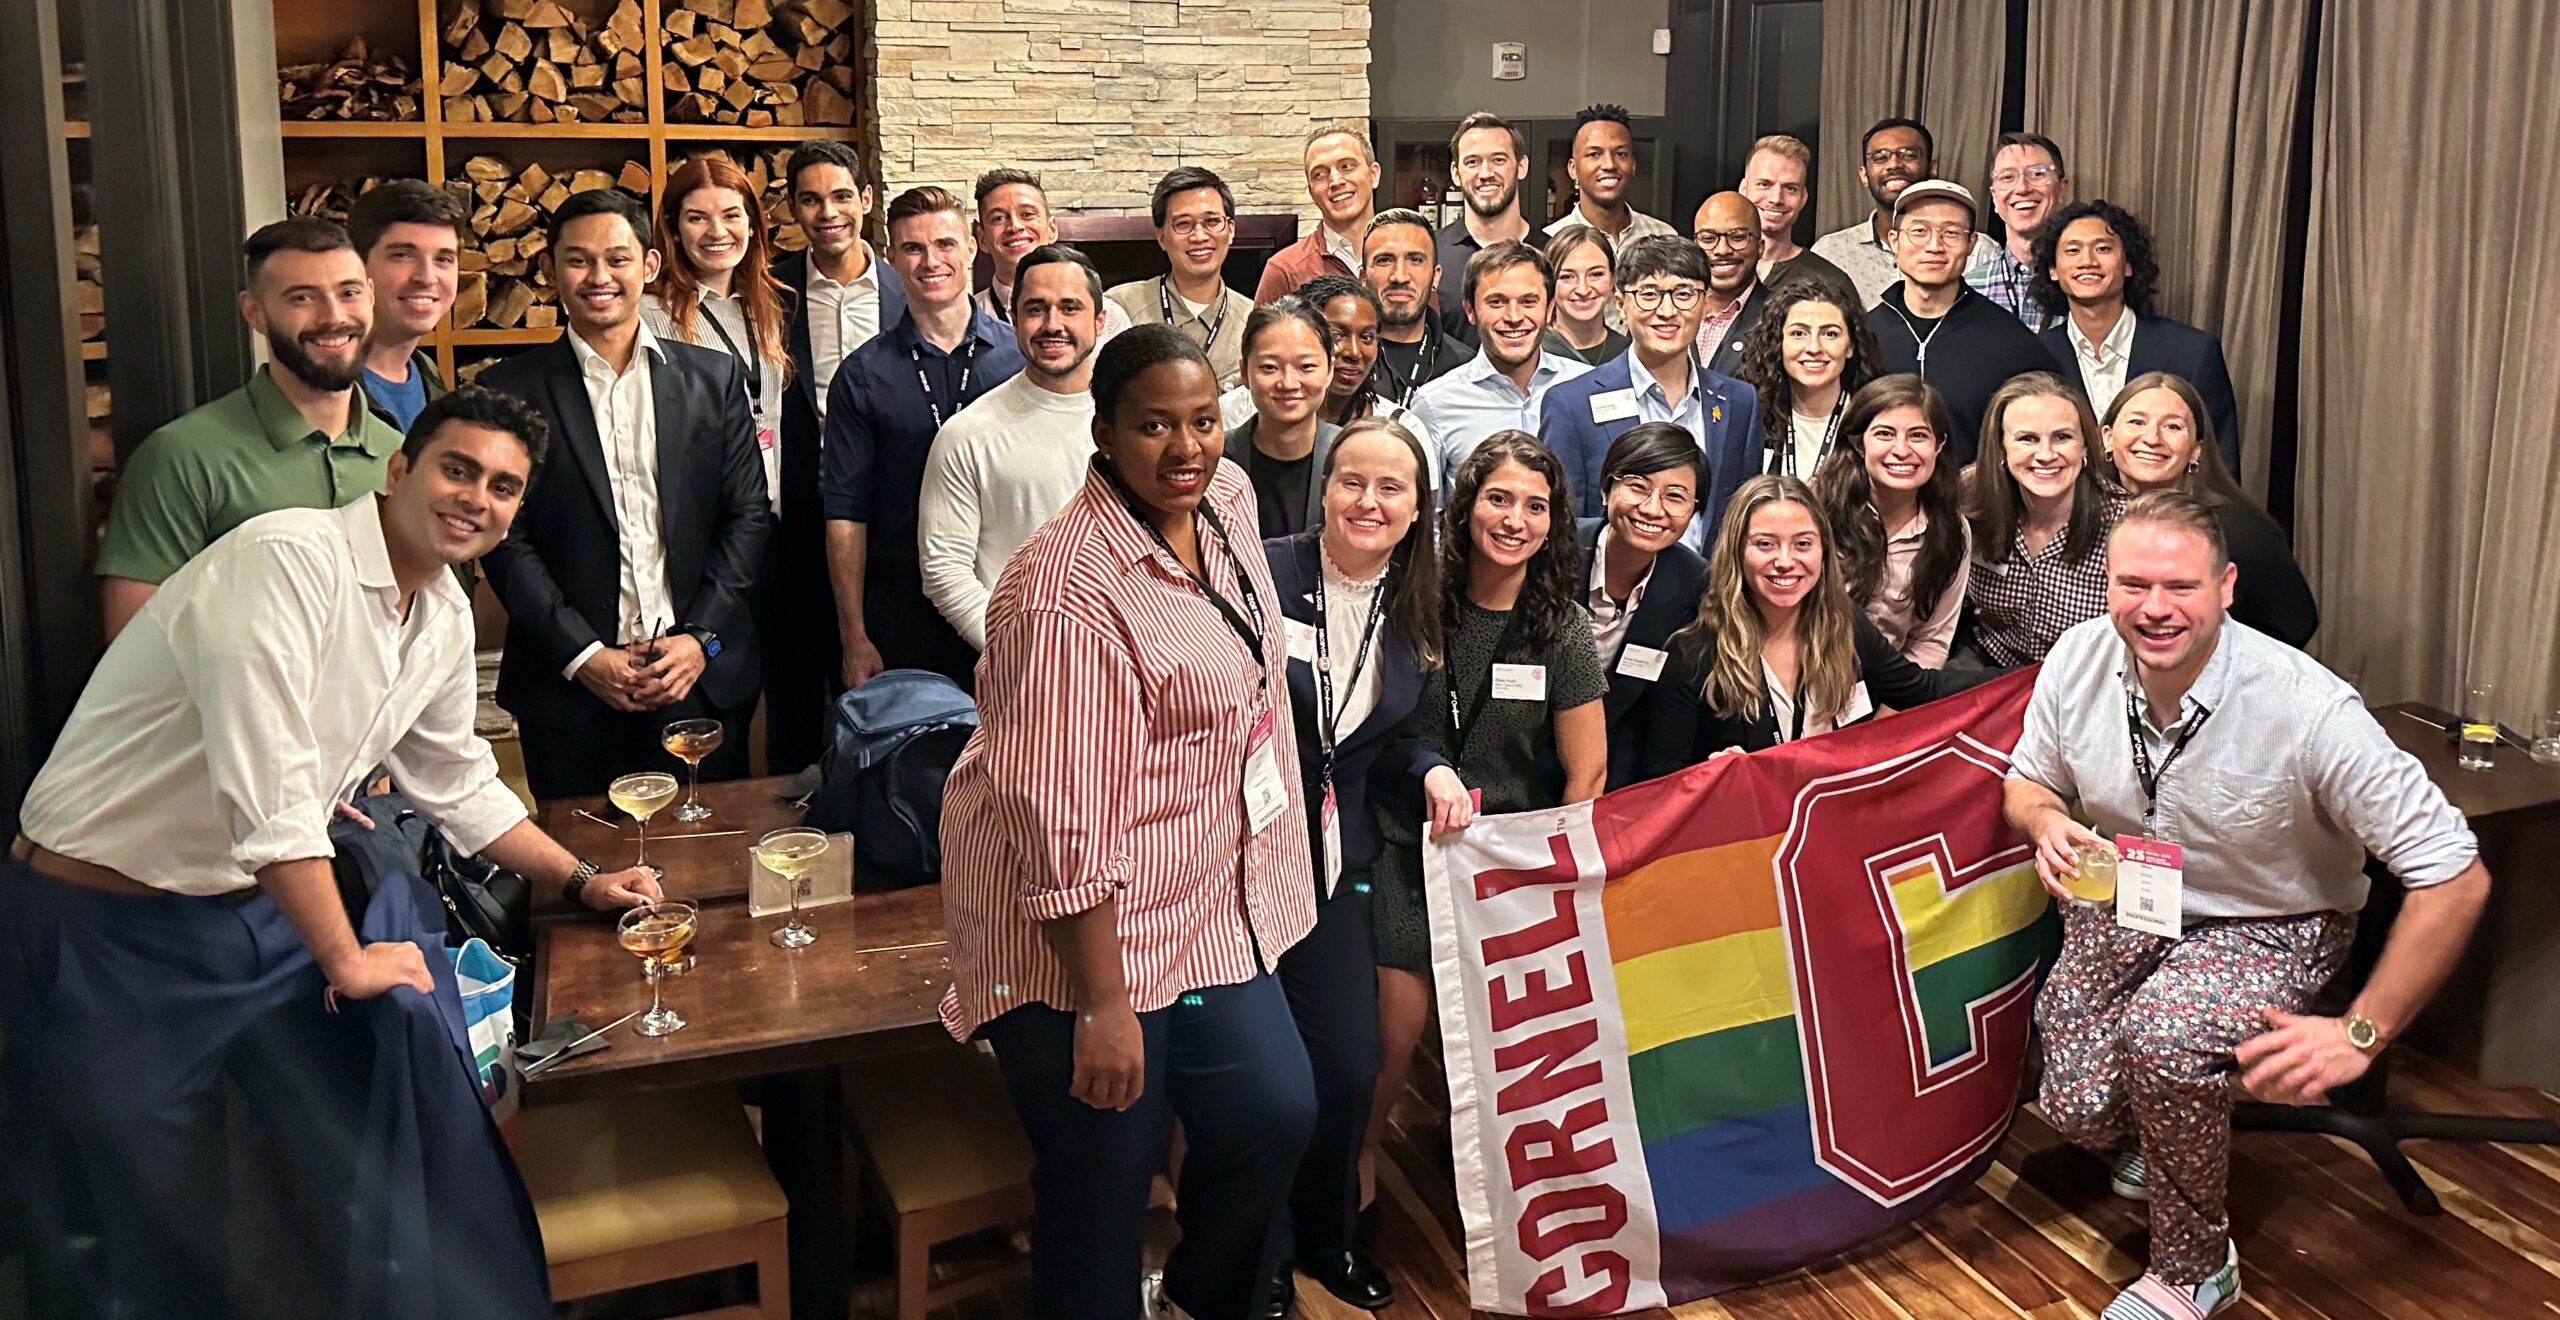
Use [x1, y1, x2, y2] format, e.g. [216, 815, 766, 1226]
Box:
[869, 0, 1372, 218]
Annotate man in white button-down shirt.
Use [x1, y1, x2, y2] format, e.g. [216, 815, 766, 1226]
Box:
[4, 387, 662, 1316]
[2004, 492, 2487, 1320]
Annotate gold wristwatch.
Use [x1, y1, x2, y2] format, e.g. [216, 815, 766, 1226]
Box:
[2343, 1013, 2382, 1052]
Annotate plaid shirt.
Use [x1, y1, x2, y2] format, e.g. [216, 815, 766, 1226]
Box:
[1966, 241, 2056, 332]
[1967, 496, 2124, 666]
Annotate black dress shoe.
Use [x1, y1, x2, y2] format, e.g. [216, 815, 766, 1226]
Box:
[1302, 1249, 1395, 1310]
[1261, 1261, 1295, 1319]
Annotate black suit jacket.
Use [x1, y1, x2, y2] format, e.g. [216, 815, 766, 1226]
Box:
[775, 250, 909, 539]
[479, 335, 773, 719]
[1574, 517, 1708, 790]
[2039, 311, 2241, 470]
[1265, 530, 1448, 891]
[1636, 614, 1993, 779]
[1704, 281, 1773, 380]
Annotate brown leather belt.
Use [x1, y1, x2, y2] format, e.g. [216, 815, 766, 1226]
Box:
[9, 835, 163, 897]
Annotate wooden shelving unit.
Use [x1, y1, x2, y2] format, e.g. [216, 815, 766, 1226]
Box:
[273, 0, 865, 384]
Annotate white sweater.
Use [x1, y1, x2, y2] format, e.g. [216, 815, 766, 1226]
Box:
[917, 371, 1097, 648]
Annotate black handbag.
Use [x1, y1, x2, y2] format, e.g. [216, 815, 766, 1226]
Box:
[331, 791, 533, 963]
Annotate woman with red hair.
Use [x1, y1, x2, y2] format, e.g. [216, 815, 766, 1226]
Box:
[645, 152, 792, 510]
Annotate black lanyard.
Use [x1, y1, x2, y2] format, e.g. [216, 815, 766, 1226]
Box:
[696, 302, 766, 412]
[1371, 340, 1417, 407]
[1311, 559, 1390, 781]
[1776, 390, 1847, 477]
[1103, 461, 1268, 683]
[2125, 689, 2210, 828]
[911, 335, 980, 428]
[1159, 277, 1231, 352]
[1444, 607, 1525, 765]
[987, 285, 1012, 323]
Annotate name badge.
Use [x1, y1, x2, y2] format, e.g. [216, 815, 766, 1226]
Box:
[1285, 617, 1319, 664]
[1840, 681, 1875, 726]
[1243, 709, 1290, 836]
[1490, 663, 1547, 701]
[756, 425, 779, 452]
[1589, 389, 1640, 424]
[1320, 786, 1343, 898]
[1615, 644, 1668, 682]
[2114, 835, 2184, 938]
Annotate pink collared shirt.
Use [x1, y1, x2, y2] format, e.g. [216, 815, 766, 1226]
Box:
[938, 460, 1316, 1039]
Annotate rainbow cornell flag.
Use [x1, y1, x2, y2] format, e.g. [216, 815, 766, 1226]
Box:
[1423, 670, 2056, 1315]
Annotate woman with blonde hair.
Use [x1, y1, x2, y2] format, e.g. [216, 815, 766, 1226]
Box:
[2097, 369, 2317, 646]
[1638, 473, 1987, 775]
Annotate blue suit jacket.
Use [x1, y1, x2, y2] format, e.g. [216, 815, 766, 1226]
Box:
[1574, 517, 1707, 790]
[2040, 312, 2240, 471]
[1537, 351, 1762, 549]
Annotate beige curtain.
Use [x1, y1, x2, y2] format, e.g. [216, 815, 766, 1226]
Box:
[2296, 1, 2560, 721]
[1816, 0, 2006, 235]
[2023, 0, 2311, 497]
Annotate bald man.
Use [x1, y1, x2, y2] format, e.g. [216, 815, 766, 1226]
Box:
[1692, 191, 1771, 376]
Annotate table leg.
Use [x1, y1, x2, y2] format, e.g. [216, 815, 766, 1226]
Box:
[763, 1066, 849, 1320]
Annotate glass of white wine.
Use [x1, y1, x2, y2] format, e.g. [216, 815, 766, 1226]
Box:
[617, 899, 698, 1037]
[661, 718, 724, 822]
[608, 771, 679, 871]
[755, 827, 830, 950]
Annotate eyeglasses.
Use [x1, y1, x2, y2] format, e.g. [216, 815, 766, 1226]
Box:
[1896, 222, 1974, 249]
[1694, 229, 1758, 251]
[1625, 284, 1705, 311]
[1168, 214, 1233, 239]
[1990, 164, 2061, 188]
[1613, 476, 1695, 514]
[1865, 146, 1927, 167]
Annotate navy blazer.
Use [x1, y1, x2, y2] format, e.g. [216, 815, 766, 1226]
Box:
[1574, 517, 1708, 790]
[479, 335, 773, 718]
[1537, 350, 1762, 551]
[1264, 529, 1448, 896]
[1635, 614, 1994, 780]
[2040, 312, 2241, 471]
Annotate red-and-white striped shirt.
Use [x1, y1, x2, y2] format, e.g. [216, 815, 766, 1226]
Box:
[938, 460, 1316, 1039]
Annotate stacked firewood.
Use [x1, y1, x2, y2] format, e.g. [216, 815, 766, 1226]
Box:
[671, 144, 808, 250]
[286, 175, 391, 229]
[279, 38, 424, 121]
[439, 0, 650, 125]
[451, 153, 656, 330]
[662, 0, 856, 127]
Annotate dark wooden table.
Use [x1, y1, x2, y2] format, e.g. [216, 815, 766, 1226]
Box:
[533, 775, 813, 921]
[526, 774, 952, 1320]
[2376, 702, 2560, 1090]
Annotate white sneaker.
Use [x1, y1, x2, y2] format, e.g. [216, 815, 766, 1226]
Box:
[1142, 1268, 1197, 1320]
[2111, 1149, 2151, 1201]
[2101, 1240, 2241, 1320]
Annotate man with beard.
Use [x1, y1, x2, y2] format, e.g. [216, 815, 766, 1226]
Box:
[1363, 209, 1471, 411]
[480, 188, 772, 799]
[1690, 191, 1775, 378]
[970, 168, 1132, 341]
[1410, 240, 1589, 487]
[349, 181, 463, 434]
[1433, 112, 1551, 346]
[97, 217, 402, 642]
[1256, 123, 1383, 303]
[1968, 132, 2073, 330]
[919, 244, 1104, 649]
[1812, 118, 1999, 309]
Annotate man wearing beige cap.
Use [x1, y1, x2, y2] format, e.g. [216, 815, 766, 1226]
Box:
[1865, 178, 2053, 463]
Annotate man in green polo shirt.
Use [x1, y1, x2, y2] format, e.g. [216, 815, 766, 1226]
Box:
[97, 216, 402, 641]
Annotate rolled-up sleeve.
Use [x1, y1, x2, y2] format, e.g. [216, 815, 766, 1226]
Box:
[165, 534, 343, 873]
[385, 642, 530, 856]
[2307, 697, 2479, 887]
[974, 608, 1143, 922]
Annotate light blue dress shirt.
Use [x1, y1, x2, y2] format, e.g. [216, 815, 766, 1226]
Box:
[1410, 349, 1591, 495]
